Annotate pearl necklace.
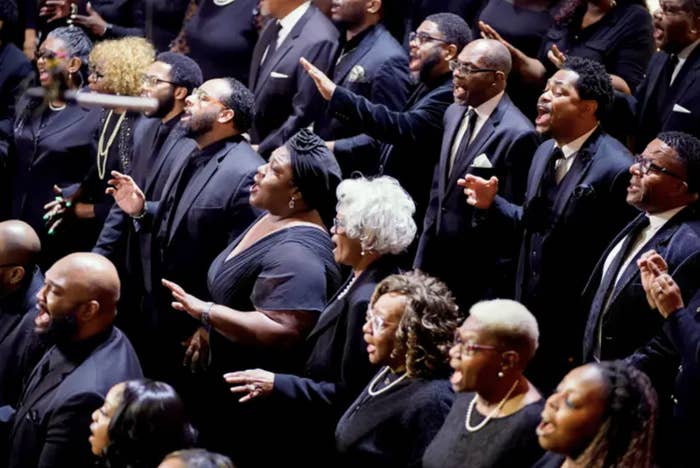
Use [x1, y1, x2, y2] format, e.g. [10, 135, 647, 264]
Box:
[213, 0, 236, 5]
[49, 102, 66, 111]
[465, 380, 520, 432]
[336, 274, 358, 300]
[97, 110, 126, 180]
[367, 366, 408, 397]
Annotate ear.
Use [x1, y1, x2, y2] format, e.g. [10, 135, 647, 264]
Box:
[443, 43, 458, 62]
[77, 300, 100, 322]
[7, 266, 26, 287]
[367, 0, 381, 14]
[173, 86, 189, 101]
[501, 350, 521, 371]
[217, 108, 235, 125]
[66, 57, 83, 74]
[582, 100, 598, 118]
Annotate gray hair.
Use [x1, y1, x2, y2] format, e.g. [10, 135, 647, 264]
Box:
[47, 26, 93, 67]
[336, 176, 416, 255]
[468, 299, 540, 363]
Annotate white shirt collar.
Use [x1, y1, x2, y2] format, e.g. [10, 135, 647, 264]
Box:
[279, 1, 311, 35]
[647, 205, 687, 231]
[678, 37, 700, 60]
[557, 125, 598, 159]
[472, 91, 504, 122]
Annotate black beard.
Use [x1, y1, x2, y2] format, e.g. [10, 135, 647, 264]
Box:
[150, 91, 177, 119]
[42, 311, 78, 347]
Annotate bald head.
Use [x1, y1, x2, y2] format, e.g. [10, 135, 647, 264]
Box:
[51, 253, 121, 311]
[0, 220, 41, 267]
[470, 39, 511, 76]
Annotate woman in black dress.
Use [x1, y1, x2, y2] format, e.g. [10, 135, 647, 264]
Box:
[423, 299, 545, 468]
[223, 176, 417, 465]
[43, 36, 154, 249]
[335, 271, 460, 468]
[533, 361, 657, 468]
[161, 129, 342, 466]
[11, 26, 98, 268]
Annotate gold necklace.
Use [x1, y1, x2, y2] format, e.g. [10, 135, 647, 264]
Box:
[97, 110, 126, 180]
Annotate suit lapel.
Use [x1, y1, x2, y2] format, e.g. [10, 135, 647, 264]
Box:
[144, 129, 189, 195]
[550, 133, 598, 218]
[166, 149, 223, 245]
[334, 26, 381, 84]
[254, 6, 315, 95]
[639, 54, 669, 122]
[526, 143, 554, 203]
[438, 106, 466, 197]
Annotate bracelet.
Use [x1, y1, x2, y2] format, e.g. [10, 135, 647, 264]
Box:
[201, 302, 214, 327]
[131, 206, 147, 220]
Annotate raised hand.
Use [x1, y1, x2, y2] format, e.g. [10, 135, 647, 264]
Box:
[300, 57, 336, 101]
[457, 174, 499, 209]
[223, 368, 275, 403]
[162, 278, 209, 321]
[106, 170, 146, 217]
[547, 44, 567, 69]
[72, 2, 109, 36]
[39, 0, 70, 23]
[637, 250, 668, 309]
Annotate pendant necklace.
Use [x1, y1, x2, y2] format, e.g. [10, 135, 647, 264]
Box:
[97, 110, 126, 180]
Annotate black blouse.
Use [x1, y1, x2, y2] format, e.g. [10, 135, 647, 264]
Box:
[538, 3, 654, 91]
[422, 392, 545, 468]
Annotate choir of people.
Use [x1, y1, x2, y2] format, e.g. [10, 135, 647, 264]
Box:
[1, 0, 700, 466]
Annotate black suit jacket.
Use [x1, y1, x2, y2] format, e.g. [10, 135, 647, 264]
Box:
[249, 5, 339, 157]
[630, 46, 700, 152]
[6, 327, 142, 468]
[0, 43, 32, 156]
[582, 207, 700, 362]
[490, 129, 636, 387]
[329, 75, 454, 226]
[138, 136, 263, 341]
[316, 24, 410, 160]
[415, 95, 539, 308]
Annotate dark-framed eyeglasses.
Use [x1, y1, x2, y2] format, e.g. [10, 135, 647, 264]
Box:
[633, 154, 686, 181]
[453, 330, 499, 357]
[141, 74, 181, 87]
[449, 61, 498, 76]
[408, 31, 449, 45]
[35, 49, 68, 62]
[190, 87, 227, 108]
[88, 67, 105, 81]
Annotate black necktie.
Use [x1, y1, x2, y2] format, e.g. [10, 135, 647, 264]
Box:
[260, 21, 283, 68]
[539, 147, 565, 201]
[448, 108, 478, 177]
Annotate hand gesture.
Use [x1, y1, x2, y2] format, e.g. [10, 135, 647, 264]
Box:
[43, 185, 74, 235]
[478, 21, 517, 55]
[300, 57, 336, 101]
[457, 174, 499, 209]
[162, 278, 209, 321]
[39, 0, 70, 23]
[637, 250, 668, 309]
[547, 44, 567, 69]
[224, 369, 275, 403]
[106, 171, 146, 217]
[182, 327, 210, 373]
[73, 2, 109, 36]
[650, 269, 684, 318]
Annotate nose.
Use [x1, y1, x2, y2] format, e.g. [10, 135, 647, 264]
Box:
[185, 94, 195, 106]
[91, 409, 99, 423]
[545, 391, 561, 410]
[629, 160, 642, 176]
[35, 285, 46, 303]
[448, 343, 460, 359]
[362, 319, 371, 335]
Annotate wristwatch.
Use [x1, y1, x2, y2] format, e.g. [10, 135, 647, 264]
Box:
[201, 302, 214, 327]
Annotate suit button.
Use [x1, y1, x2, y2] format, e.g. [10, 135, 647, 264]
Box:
[603, 336, 613, 341]
[671, 395, 679, 405]
[679, 364, 683, 372]
[441, 207, 447, 213]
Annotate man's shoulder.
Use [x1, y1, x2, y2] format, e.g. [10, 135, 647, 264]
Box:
[299, 6, 340, 42]
[219, 139, 265, 171]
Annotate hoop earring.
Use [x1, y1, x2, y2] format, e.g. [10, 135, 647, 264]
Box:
[288, 197, 296, 209]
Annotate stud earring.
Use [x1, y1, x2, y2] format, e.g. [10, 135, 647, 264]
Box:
[288, 197, 296, 209]
[497, 371, 504, 378]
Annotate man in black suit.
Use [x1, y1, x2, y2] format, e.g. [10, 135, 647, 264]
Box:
[93, 52, 202, 372]
[415, 39, 539, 310]
[628, 0, 700, 152]
[106, 77, 263, 382]
[0, 221, 43, 407]
[4, 252, 142, 468]
[249, 0, 339, 158]
[463, 57, 636, 390]
[315, 0, 410, 175]
[303, 12, 471, 233]
[583, 132, 700, 364]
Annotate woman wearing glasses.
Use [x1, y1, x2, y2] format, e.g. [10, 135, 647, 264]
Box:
[10, 26, 99, 269]
[223, 176, 416, 465]
[422, 299, 545, 468]
[42, 36, 154, 251]
[334, 271, 459, 468]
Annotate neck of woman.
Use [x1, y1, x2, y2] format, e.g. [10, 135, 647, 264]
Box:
[477, 375, 527, 408]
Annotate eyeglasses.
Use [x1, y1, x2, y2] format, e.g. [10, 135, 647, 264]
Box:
[449, 61, 498, 76]
[658, 2, 687, 15]
[453, 330, 499, 357]
[190, 87, 227, 108]
[36, 49, 68, 61]
[366, 309, 387, 336]
[332, 217, 345, 232]
[633, 155, 686, 181]
[88, 67, 105, 81]
[409, 31, 449, 45]
[141, 74, 181, 87]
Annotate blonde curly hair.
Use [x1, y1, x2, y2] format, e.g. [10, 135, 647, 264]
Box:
[89, 37, 154, 96]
